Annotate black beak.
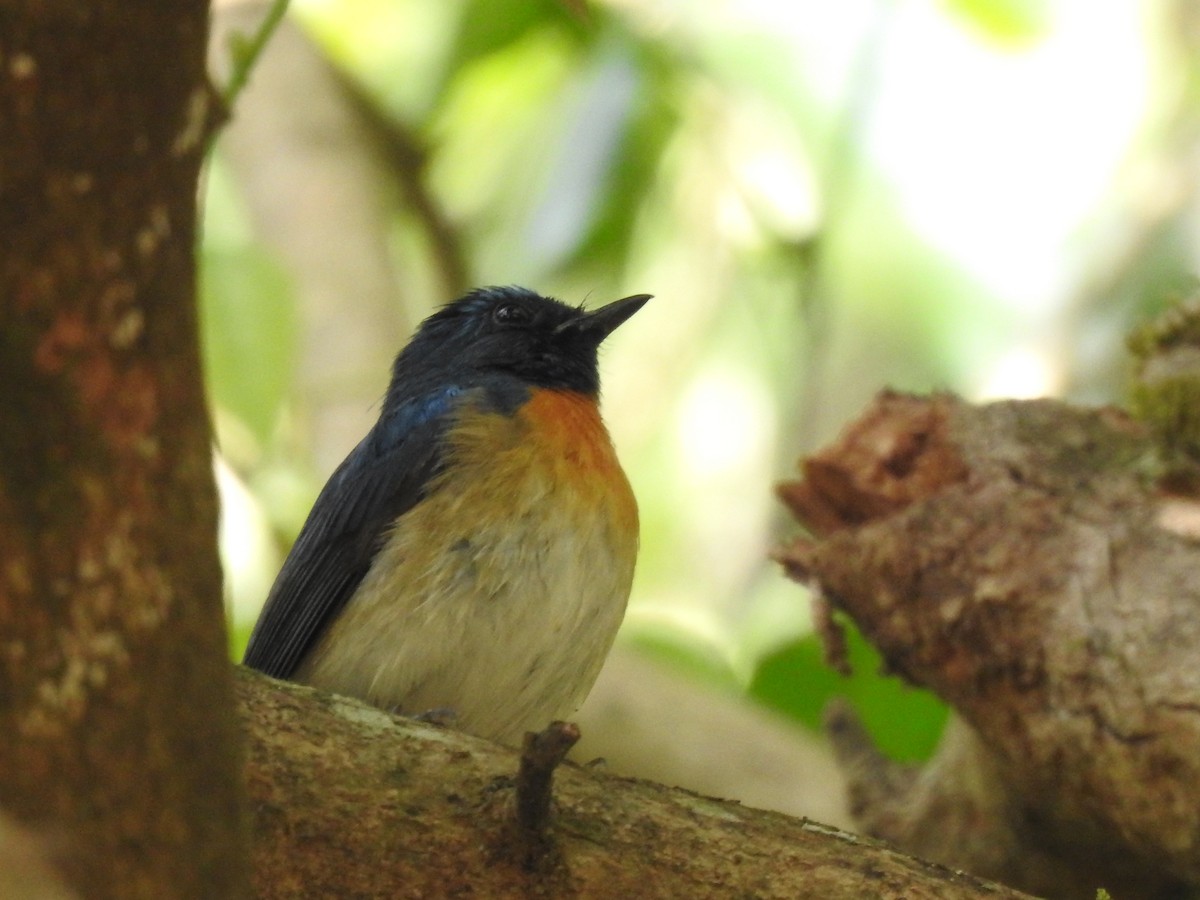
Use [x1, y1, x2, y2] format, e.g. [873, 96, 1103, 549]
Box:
[557, 293, 652, 343]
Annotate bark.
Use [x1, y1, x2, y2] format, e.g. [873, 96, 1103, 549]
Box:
[777, 391, 1200, 899]
[237, 667, 1031, 900]
[0, 2, 247, 897]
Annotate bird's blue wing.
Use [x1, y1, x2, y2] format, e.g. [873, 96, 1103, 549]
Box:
[241, 385, 467, 679]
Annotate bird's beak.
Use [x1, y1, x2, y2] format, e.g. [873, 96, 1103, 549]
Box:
[557, 293, 652, 343]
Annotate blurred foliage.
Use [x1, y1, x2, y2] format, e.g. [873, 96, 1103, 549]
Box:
[200, 245, 295, 448]
[199, 159, 297, 450]
[229, 618, 254, 663]
[750, 623, 950, 762]
[446, 0, 588, 75]
[942, 0, 1053, 44]
[204, 0, 1200, 765]
[626, 623, 742, 695]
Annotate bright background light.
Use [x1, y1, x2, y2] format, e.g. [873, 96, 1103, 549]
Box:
[206, 0, 1198, 761]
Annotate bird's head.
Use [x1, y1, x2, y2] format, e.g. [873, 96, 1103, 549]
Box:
[391, 286, 650, 398]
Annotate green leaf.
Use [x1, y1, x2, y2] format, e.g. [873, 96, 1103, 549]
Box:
[199, 245, 296, 447]
[941, 0, 1052, 46]
[749, 623, 949, 762]
[445, 0, 588, 76]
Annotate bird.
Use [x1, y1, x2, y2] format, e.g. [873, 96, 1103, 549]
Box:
[242, 285, 649, 746]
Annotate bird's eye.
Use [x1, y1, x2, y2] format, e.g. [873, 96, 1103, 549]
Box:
[493, 303, 531, 326]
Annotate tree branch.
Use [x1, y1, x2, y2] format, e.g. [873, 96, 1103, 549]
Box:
[237, 667, 1030, 899]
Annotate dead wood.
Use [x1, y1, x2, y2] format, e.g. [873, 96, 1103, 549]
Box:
[777, 391, 1200, 899]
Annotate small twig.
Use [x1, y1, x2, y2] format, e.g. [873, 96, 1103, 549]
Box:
[515, 721, 579, 836]
[331, 72, 472, 297]
[220, 0, 290, 110]
[498, 721, 581, 872]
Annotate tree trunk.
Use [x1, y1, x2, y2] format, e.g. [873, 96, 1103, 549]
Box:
[0, 2, 247, 896]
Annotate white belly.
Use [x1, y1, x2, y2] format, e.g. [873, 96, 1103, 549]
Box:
[297, 392, 638, 746]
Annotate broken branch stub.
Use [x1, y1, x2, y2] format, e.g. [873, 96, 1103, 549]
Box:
[776, 390, 1200, 899]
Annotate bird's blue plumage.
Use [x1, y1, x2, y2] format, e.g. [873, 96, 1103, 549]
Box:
[380, 385, 463, 442]
[242, 382, 480, 678]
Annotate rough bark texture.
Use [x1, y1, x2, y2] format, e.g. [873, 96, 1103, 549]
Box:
[238, 667, 1031, 900]
[777, 391, 1200, 899]
[0, 2, 247, 896]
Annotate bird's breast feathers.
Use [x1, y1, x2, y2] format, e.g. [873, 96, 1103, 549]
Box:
[296, 387, 638, 744]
